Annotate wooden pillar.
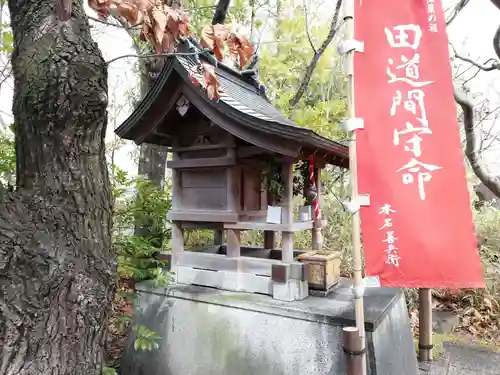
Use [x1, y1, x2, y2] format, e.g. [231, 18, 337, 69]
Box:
[171, 221, 184, 266]
[226, 146, 240, 212]
[226, 142, 241, 258]
[227, 229, 241, 258]
[213, 230, 224, 245]
[264, 231, 276, 249]
[312, 167, 323, 250]
[281, 162, 294, 263]
[418, 288, 433, 362]
[264, 191, 277, 249]
[171, 151, 181, 211]
[170, 150, 184, 265]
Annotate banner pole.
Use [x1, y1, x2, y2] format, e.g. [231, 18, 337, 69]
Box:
[418, 288, 433, 362]
[342, 1, 367, 374]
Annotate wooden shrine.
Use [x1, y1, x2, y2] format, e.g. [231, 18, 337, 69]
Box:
[116, 37, 349, 301]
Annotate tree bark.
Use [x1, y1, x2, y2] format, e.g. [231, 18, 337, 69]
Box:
[1, 0, 114, 374]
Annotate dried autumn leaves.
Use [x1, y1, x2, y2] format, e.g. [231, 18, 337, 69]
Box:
[87, 0, 254, 100]
[198, 24, 254, 100]
[88, 0, 189, 52]
[200, 24, 254, 69]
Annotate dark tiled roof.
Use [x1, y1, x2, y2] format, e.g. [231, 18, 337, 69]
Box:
[175, 42, 296, 127]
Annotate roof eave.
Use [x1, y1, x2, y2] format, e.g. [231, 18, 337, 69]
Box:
[115, 58, 176, 141]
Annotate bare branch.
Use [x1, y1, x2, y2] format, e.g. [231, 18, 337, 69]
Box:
[446, 0, 471, 26]
[105, 51, 200, 65]
[289, 0, 342, 106]
[454, 86, 500, 198]
[89, 16, 142, 29]
[303, 0, 317, 54]
[450, 43, 500, 71]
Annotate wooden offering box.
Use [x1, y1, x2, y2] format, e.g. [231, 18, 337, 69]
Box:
[115, 36, 349, 301]
[297, 251, 342, 295]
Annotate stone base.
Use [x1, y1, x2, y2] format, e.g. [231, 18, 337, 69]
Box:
[121, 279, 419, 375]
[272, 279, 308, 301]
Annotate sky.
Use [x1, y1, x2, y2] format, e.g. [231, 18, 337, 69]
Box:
[1, 0, 500, 178]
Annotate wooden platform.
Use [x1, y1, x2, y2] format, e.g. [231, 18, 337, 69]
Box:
[223, 220, 314, 232]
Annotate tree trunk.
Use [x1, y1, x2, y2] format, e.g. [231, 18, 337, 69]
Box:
[133, 0, 179, 238]
[134, 54, 169, 237]
[1, 1, 114, 374]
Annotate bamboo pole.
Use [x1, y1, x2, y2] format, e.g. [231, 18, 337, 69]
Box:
[343, 1, 367, 374]
[343, 327, 363, 375]
[418, 288, 433, 362]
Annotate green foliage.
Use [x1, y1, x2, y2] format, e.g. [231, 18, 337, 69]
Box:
[0, 127, 15, 184]
[0, 21, 13, 55]
[113, 168, 172, 234]
[260, 159, 310, 203]
[133, 324, 162, 351]
[114, 235, 171, 283]
[102, 366, 118, 375]
[258, 6, 347, 141]
[111, 166, 173, 283]
[112, 313, 132, 332]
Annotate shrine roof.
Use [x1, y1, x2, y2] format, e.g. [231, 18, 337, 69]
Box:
[115, 37, 349, 167]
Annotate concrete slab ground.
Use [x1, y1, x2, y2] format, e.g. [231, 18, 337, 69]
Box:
[419, 341, 500, 375]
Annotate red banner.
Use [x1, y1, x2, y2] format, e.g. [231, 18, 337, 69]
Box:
[354, 0, 485, 288]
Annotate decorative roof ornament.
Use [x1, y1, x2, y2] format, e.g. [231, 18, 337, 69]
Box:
[176, 96, 190, 116]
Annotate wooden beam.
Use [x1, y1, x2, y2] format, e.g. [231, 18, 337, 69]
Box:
[238, 210, 267, 222]
[167, 155, 236, 169]
[238, 159, 269, 169]
[181, 221, 223, 229]
[273, 155, 300, 164]
[166, 143, 232, 152]
[175, 252, 305, 279]
[150, 131, 172, 140]
[223, 220, 313, 231]
[167, 210, 239, 222]
[237, 146, 267, 158]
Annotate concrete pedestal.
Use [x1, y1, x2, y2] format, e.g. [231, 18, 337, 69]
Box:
[121, 279, 419, 375]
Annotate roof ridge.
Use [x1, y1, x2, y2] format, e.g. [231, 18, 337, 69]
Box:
[179, 37, 270, 102]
